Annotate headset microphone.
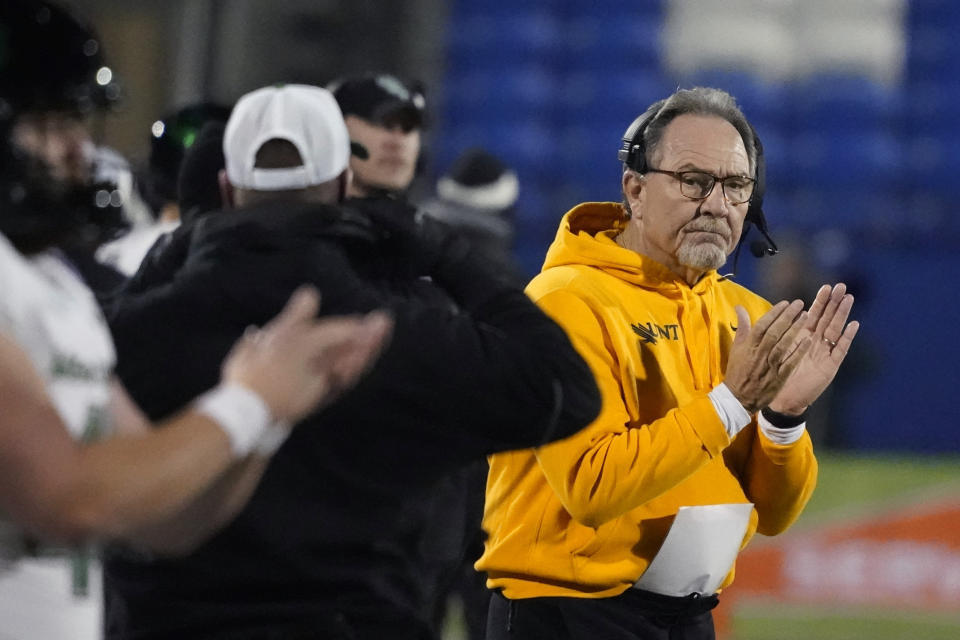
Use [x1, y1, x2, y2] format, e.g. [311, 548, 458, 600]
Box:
[750, 239, 773, 258]
[747, 213, 778, 258]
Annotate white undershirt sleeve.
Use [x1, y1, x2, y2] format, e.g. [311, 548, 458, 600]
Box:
[757, 410, 807, 445]
[708, 382, 752, 439]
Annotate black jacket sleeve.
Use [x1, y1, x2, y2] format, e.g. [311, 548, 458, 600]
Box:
[107, 204, 601, 488]
[297, 239, 601, 488]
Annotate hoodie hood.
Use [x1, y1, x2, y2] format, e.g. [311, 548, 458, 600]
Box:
[542, 202, 721, 295]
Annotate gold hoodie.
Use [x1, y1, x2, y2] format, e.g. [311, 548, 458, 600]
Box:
[477, 202, 817, 599]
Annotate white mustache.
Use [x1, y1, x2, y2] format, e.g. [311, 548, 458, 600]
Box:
[685, 222, 731, 241]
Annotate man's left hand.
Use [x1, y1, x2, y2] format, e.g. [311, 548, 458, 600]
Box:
[768, 283, 860, 415]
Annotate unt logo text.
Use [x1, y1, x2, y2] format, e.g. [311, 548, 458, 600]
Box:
[631, 322, 679, 345]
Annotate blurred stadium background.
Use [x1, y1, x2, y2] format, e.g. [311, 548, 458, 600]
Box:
[63, 1, 960, 637]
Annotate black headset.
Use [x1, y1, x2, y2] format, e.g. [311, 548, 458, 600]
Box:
[617, 106, 778, 259]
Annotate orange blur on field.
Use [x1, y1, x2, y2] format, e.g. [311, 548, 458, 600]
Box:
[718, 497, 960, 635]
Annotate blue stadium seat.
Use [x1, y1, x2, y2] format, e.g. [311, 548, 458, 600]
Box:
[558, 67, 672, 126]
[755, 130, 795, 191]
[905, 25, 960, 81]
[792, 73, 903, 133]
[789, 131, 905, 188]
[444, 120, 557, 183]
[899, 192, 951, 237]
[900, 81, 960, 137]
[432, 123, 490, 178]
[754, 186, 796, 230]
[555, 122, 631, 191]
[561, 13, 664, 69]
[901, 133, 960, 194]
[446, 10, 563, 67]
[443, 65, 560, 124]
[906, 0, 960, 29]
[558, 0, 665, 15]
[785, 186, 906, 231]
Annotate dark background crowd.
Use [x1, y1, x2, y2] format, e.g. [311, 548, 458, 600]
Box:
[2, 2, 956, 639]
[64, 0, 958, 456]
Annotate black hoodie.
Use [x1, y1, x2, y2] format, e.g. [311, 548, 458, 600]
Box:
[101, 198, 600, 639]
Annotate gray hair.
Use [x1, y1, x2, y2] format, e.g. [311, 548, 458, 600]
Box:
[622, 87, 758, 217]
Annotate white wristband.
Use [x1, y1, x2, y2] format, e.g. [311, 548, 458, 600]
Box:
[253, 420, 293, 456]
[194, 383, 273, 457]
[708, 382, 752, 438]
[758, 411, 807, 445]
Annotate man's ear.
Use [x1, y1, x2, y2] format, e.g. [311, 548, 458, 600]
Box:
[622, 169, 644, 216]
[218, 169, 235, 210]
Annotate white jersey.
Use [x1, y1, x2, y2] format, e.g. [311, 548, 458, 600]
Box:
[96, 218, 179, 276]
[0, 233, 115, 640]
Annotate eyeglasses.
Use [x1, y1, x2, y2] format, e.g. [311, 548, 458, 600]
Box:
[645, 168, 756, 205]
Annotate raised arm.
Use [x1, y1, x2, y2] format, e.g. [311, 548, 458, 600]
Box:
[0, 288, 391, 550]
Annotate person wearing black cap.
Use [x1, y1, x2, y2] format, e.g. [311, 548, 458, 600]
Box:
[100, 83, 600, 640]
[107, 119, 228, 297]
[144, 103, 232, 221]
[332, 81, 518, 638]
[97, 103, 231, 275]
[330, 73, 426, 198]
[176, 120, 228, 224]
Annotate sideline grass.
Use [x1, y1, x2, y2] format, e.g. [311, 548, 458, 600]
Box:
[729, 451, 960, 640]
[732, 603, 960, 640]
[800, 451, 960, 522]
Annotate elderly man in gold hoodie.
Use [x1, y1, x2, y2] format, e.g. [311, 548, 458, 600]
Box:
[478, 87, 860, 640]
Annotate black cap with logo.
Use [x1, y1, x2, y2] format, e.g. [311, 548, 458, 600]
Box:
[329, 74, 426, 132]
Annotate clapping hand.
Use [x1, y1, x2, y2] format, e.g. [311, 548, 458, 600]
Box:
[724, 299, 813, 414]
[223, 286, 393, 423]
[768, 283, 860, 415]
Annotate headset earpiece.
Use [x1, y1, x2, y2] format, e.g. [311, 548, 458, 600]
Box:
[618, 112, 655, 173]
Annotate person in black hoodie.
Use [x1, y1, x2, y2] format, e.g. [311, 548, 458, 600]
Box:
[331, 77, 508, 638]
[101, 84, 599, 639]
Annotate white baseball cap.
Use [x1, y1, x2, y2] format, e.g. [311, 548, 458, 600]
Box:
[223, 84, 350, 191]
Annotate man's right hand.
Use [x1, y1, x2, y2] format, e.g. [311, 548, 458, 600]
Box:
[723, 300, 812, 414]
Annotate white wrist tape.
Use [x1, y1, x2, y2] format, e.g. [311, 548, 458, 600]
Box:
[253, 420, 293, 456]
[194, 383, 273, 457]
